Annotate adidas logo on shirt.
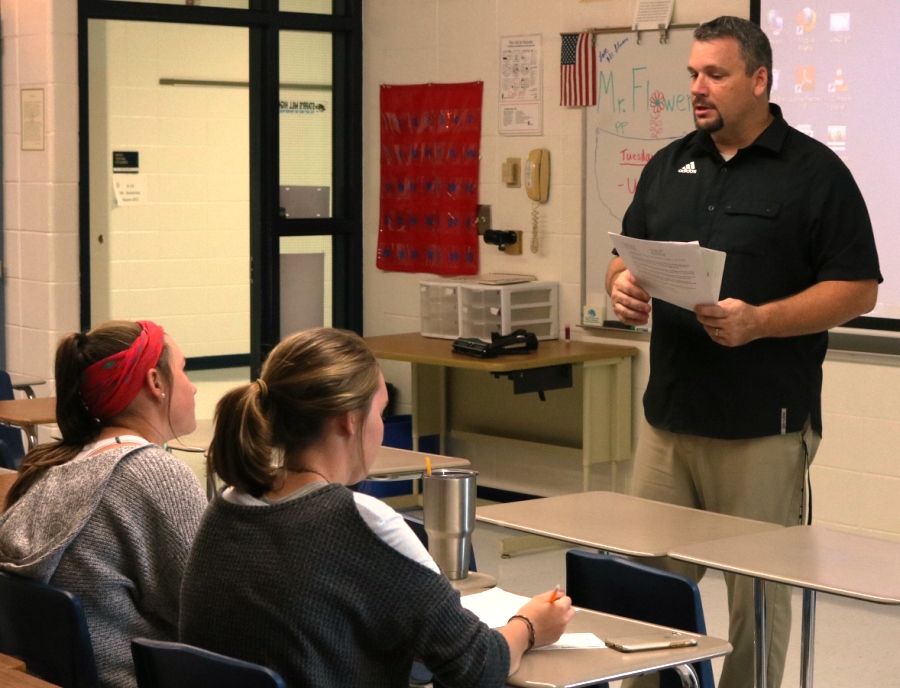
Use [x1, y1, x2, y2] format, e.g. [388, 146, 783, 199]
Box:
[677, 161, 697, 174]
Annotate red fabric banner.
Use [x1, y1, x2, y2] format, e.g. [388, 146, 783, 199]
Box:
[377, 82, 482, 275]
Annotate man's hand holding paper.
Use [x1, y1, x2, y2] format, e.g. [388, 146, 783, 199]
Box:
[694, 298, 763, 347]
[608, 268, 652, 327]
[608, 233, 726, 311]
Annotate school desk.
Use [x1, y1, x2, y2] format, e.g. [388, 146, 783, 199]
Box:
[0, 668, 58, 688]
[169, 418, 468, 474]
[0, 653, 25, 672]
[475, 490, 781, 557]
[7, 374, 46, 400]
[504, 607, 730, 688]
[0, 398, 56, 452]
[364, 333, 638, 494]
[167, 418, 469, 499]
[669, 525, 900, 688]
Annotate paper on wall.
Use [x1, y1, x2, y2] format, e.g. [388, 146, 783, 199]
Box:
[113, 175, 147, 206]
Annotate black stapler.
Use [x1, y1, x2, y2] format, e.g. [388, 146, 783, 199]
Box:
[452, 329, 538, 358]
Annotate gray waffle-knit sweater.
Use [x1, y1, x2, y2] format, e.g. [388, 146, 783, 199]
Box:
[180, 484, 510, 688]
[0, 443, 207, 688]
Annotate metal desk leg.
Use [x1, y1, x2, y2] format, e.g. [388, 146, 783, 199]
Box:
[673, 663, 699, 688]
[23, 424, 38, 452]
[410, 363, 445, 454]
[800, 588, 816, 688]
[754, 578, 768, 688]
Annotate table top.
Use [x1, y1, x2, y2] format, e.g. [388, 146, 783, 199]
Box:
[669, 525, 900, 604]
[476, 491, 783, 558]
[364, 332, 638, 373]
[0, 472, 16, 507]
[0, 669, 57, 688]
[0, 654, 25, 672]
[368, 446, 469, 476]
[0, 398, 56, 426]
[508, 606, 730, 687]
[169, 419, 469, 477]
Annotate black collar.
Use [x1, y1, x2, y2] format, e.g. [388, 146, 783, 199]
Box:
[690, 103, 789, 159]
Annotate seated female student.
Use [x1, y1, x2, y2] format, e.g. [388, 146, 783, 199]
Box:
[0, 320, 207, 688]
[180, 327, 574, 687]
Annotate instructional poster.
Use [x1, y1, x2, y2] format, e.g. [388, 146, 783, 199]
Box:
[499, 34, 542, 135]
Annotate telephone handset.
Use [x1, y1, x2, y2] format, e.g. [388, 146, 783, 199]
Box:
[525, 148, 550, 202]
[525, 149, 550, 253]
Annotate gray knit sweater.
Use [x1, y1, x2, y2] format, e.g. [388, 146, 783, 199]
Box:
[0, 443, 207, 688]
[180, 484, 510, 688]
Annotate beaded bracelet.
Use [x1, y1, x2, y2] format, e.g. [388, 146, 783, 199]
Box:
[508, 614, 536, 651]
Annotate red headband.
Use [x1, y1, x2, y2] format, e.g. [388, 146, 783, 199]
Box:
[80, 320, 166, 421]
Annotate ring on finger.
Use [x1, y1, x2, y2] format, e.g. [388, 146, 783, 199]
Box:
[715, 328, 720, 337]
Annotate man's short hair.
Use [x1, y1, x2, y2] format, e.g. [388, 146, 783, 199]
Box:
[694, 16, 773, 97]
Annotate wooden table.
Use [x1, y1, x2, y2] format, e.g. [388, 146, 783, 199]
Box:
[365, 333, 638, 493]
[0, 470, 16, 507]
[0, 654, 25, 672]
[0, 654, 57, 688]
[506, 605, 731, 687]
[669, 525, 900, 688]
[0, 398, 56, 451]
[476, 490, 782, 557]
[169, 418, 468, 475]
[0, 671, 59, 688]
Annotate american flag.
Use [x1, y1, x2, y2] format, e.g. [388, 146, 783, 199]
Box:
[560, 33, 596, 107]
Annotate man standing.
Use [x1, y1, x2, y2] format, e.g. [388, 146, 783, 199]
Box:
[606, 16, 880, 688]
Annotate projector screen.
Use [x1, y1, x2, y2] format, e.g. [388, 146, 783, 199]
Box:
[754, 2, 900, 333]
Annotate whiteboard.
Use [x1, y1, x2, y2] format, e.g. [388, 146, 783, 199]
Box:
[582, 29, 696, 325]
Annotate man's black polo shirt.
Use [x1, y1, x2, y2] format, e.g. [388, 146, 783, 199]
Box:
[621, 104, 881, 439]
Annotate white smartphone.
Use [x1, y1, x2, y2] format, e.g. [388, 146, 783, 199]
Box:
[603, 631, 698, 652]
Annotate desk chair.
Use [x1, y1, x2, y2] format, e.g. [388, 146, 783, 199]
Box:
[131, 638, 286, 688]
[0, 571, 99, 688]
[566, 550, 714, 688]
[0, 372, 26, 469]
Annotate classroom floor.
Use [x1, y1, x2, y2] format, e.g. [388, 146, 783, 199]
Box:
[189, 372, 900, 688]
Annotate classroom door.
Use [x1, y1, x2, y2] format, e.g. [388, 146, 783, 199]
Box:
[87, 19, 252, 370]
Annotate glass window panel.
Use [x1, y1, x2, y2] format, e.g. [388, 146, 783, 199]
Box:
[279, 31, 332, 218]
[280, 0, 332, 14]
[89, 19, 250, 361]
[279, 236, 333, 335]
[107, 0, 249, 7]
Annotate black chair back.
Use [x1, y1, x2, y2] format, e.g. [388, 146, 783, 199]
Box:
[0, 571, 99, 688]
[131, 638, 286, 688]
[566, 550, 715, 688]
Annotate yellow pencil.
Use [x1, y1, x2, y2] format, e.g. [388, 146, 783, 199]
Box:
[425, 456, 432, 475]
[549, 584, 561, 603]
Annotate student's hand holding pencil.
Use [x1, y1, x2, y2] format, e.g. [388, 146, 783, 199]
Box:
[501, 587, 574, 675]
[517, 587, 575, 648]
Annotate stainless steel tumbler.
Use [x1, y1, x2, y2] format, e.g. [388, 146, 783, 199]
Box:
[422, 468, 478, 580]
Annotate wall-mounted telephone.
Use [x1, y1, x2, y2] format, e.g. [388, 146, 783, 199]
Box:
[525, 148, 550, 202]
[525, 149, 550, 253]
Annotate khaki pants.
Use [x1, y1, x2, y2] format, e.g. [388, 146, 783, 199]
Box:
[624, 419, 819, 688]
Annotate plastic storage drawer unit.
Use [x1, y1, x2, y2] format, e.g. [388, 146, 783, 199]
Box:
[419, 282, 461, 339]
